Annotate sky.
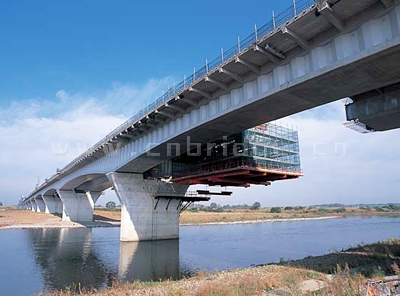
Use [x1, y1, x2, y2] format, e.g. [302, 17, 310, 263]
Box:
[1, 0, 399, 207]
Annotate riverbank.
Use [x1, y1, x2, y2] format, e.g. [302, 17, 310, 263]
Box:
[1, 206, 400, 229]
[181, 215, 341, 226]
[41, 239, 400, 296]
[0, 207, 120, 229]
[95, 206, 400, 225]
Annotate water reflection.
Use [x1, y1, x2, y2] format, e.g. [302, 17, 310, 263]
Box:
[27, 228, 180, 292]
[119, 240, 179, 282]
[28, 228, 110, 291]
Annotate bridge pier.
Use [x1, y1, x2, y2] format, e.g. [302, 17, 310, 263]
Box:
[57, 190, 101, 222]
[107, 172, 189, 242]
[30, 200, 37, 212]
[35, 197, 46, 213]
[42, 196, 63, 214]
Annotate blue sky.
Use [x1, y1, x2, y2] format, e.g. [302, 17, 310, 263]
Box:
[0, 0, 294, 103]
[1, 0, 400, 207]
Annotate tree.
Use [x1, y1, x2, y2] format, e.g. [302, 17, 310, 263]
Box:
[0, 202, 3, 207]
[210, 202, 217, 209]
[270, 207, 281, 213]
[106, 201, 116, 209]
[251, 202, 261, 210]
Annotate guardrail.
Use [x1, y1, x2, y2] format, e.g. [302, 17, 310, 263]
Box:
[30, 0, 316, 197]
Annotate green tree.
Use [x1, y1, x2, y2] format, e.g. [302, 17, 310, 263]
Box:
[251, 202, 261, 210]
[106, 201, 116, 209]
[270, 207, 281, 213]
[210, 202, 217, 209]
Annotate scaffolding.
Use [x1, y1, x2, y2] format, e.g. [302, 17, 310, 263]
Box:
[171, 123, 302, 187]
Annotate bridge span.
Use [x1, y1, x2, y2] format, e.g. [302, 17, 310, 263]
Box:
[22, 0, 400, 241]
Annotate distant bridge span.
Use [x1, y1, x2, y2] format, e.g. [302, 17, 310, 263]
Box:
[22, 0, 400, 241]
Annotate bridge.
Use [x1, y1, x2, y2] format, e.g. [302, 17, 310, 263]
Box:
[21, 0, 400, 241]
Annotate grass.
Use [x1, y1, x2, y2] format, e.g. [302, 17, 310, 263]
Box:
[40, 266, 326, 296]
[94, 207, 400, 226]
[277, 238, 400, 277]
[2, 206, 399, 229]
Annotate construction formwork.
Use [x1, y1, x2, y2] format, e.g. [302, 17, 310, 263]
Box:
[171, 123, 302, 187]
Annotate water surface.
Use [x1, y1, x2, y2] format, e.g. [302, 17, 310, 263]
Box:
[0, 216, 399, 295]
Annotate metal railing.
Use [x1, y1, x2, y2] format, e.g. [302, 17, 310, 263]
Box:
[45, 0, 316, 190]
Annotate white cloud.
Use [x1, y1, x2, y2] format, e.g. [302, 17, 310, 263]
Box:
[0, 78, 172, 205]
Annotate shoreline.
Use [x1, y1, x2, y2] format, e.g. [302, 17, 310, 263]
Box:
[0, 215, 342, 230]
[0, 220, 121, 230]
[180, 215, 342, 226]
[2, 211, 399, 230]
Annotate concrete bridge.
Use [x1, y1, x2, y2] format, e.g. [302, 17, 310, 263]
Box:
[22, 0, 400, 241]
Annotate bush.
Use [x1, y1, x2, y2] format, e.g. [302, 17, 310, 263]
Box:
[106, 201, 116, 209]
[284, 206, 293, 211]
[270, 207, 282, 213]
[388, 204, 400, 211]
[316, 208, 332, 214]
[251, 202, 261, 210]
[334, 208, 347, 213]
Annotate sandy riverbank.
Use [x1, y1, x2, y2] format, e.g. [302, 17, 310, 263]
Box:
[2, 206, 399, 230]
[0, 207, 120, 229]
[0, 207, 343, 230]
[180, 215, 341, 226]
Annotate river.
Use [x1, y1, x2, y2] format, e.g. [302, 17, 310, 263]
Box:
[0, 216, 399, 295]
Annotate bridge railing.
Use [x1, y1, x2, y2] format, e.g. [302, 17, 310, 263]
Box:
[57, 0, 317, 178]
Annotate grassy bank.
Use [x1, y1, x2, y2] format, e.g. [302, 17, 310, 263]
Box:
[278, 238, 400, 277]
[41, 239, 400, 296]
[1, 206, 399, 229]
[93, 206, 400, 226]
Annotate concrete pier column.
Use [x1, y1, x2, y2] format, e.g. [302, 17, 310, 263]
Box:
[57, 190, 101, 222]
[107, 172, 189, 242]
[30, 200, 37, 212]
[35, 197, 46, 212]
[42, 196, 63, 214]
